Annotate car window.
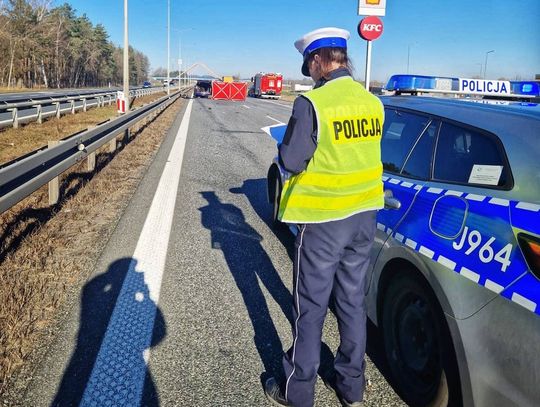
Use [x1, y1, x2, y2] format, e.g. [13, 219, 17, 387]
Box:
[401, 121, 438, 180]
[382, 109, 431, 174]
[433, 122, 508, 187]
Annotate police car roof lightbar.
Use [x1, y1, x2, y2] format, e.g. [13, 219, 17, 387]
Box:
[385, 74, 540, 99]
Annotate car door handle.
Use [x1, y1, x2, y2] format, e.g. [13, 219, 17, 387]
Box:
[384, 196, 401, 210]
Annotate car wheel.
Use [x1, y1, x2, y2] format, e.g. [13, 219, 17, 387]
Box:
[382, 272, 461, 407]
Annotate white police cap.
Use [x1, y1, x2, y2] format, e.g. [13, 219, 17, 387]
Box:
[294, 27, 350, 76]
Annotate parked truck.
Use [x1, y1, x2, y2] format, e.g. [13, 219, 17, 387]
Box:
[249, 73, 283, 99]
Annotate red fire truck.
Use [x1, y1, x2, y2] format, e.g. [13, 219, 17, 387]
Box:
[250, 73, 283, 99]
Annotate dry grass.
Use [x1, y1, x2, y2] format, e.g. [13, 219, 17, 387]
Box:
[0, 95, 184, 403]
[0, 91, 169, 165]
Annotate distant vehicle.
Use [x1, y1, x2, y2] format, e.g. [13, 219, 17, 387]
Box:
[142, 81, 152, 88]
[194, 80, 212, 98]
[250, 73, 283, 99]
[267, 74, 540, 407]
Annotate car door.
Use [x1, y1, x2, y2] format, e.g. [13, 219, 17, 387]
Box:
[390, 120, 526, 318]
[373, 108, 437, 254]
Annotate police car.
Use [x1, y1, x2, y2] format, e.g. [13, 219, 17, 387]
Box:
[266, 75, 540, 407]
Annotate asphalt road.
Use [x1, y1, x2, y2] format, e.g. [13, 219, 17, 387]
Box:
[20, 97, 407, 406]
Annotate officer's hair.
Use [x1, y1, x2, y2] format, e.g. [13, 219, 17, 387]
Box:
[312, 47, 354, 77]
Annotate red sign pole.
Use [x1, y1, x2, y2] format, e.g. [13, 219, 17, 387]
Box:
[358, 15, 384, 91]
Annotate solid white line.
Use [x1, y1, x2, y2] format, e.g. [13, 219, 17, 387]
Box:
[81, 99, 194, 406]
[266, 115, 285, 124]
[242, 104, 250, 109]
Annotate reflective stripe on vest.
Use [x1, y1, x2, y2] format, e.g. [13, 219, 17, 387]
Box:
[279, 76, 384, 223]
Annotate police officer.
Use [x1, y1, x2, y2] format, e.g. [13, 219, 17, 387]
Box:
[264, 27, 384, 407]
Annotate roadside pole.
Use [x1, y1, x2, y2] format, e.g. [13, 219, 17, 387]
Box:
[365, 40, 372, 91]
[123, 0, 129, 112]
[358, 0, 386, 92]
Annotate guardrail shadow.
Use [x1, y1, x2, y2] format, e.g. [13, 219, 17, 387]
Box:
[52, 257, 166, 407]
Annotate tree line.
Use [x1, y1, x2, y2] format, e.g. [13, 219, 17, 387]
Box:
[0, 0, 150, 89]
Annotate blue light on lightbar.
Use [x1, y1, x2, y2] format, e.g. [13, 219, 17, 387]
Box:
[511, 81, 540, 96]
[385, 74, 459, 92]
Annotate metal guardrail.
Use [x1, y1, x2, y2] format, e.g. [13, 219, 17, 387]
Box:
[0, 87, 166, 129]
[0, 86, 192, 213]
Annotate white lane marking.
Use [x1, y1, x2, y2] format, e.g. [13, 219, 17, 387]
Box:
[488, 198, 509, 206]
[484, 279, 504, 294]
[242, 104, 251, 109]
[459, 267, 480, 283]
[516, 202, 540, 212]
[419, 246, 435, 259]
[511, 293, 537, 312]
[259, 99, 292, 108]
[437, 255, 456, 271]
[266, 115, 285, 124]
[81, 99, 194, 406]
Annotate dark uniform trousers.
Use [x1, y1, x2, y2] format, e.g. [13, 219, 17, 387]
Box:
[283, 210, 377, 407]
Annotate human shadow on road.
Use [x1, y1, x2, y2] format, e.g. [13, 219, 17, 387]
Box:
[199, 191, 292, 382]
[230, 178, 295, 262]
[52, 257, 166, 407]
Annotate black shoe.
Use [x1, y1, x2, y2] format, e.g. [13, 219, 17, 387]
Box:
[322, 374, 364, 407]
[264, 377, 291, 406]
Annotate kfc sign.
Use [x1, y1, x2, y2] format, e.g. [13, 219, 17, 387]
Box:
[358, 16, 384, 41]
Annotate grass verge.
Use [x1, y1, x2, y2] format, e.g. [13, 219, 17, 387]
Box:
[0, 95, 184, 403]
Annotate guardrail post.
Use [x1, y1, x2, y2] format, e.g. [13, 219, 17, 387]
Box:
[124, 128, 130, 145]
[83, 98, 87, 112]
[36, 104, 43, 124]
[87, 151, 96, 171]
[109, 137, 116, 153]
[55, 102, 61, 119]
[48, 140, 60, 205]
[70, 100, 75, 114]
[11, 107, 19, 129]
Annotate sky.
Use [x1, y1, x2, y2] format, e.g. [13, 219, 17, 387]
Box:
[64, 0, 540, 83]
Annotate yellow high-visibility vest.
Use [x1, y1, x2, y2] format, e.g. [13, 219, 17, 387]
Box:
[279, 76, 384, 223]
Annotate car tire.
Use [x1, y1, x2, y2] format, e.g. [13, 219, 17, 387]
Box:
[382, 271, 462, 407]
[270, 172, 282, 228]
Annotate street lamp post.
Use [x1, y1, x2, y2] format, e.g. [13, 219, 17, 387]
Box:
[476, 63, 483, 78]
[484, 50, 494, 79]
[167, 0, 170, 95]
[407, 43, 418, 74]
[123, 0, 129, 112]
